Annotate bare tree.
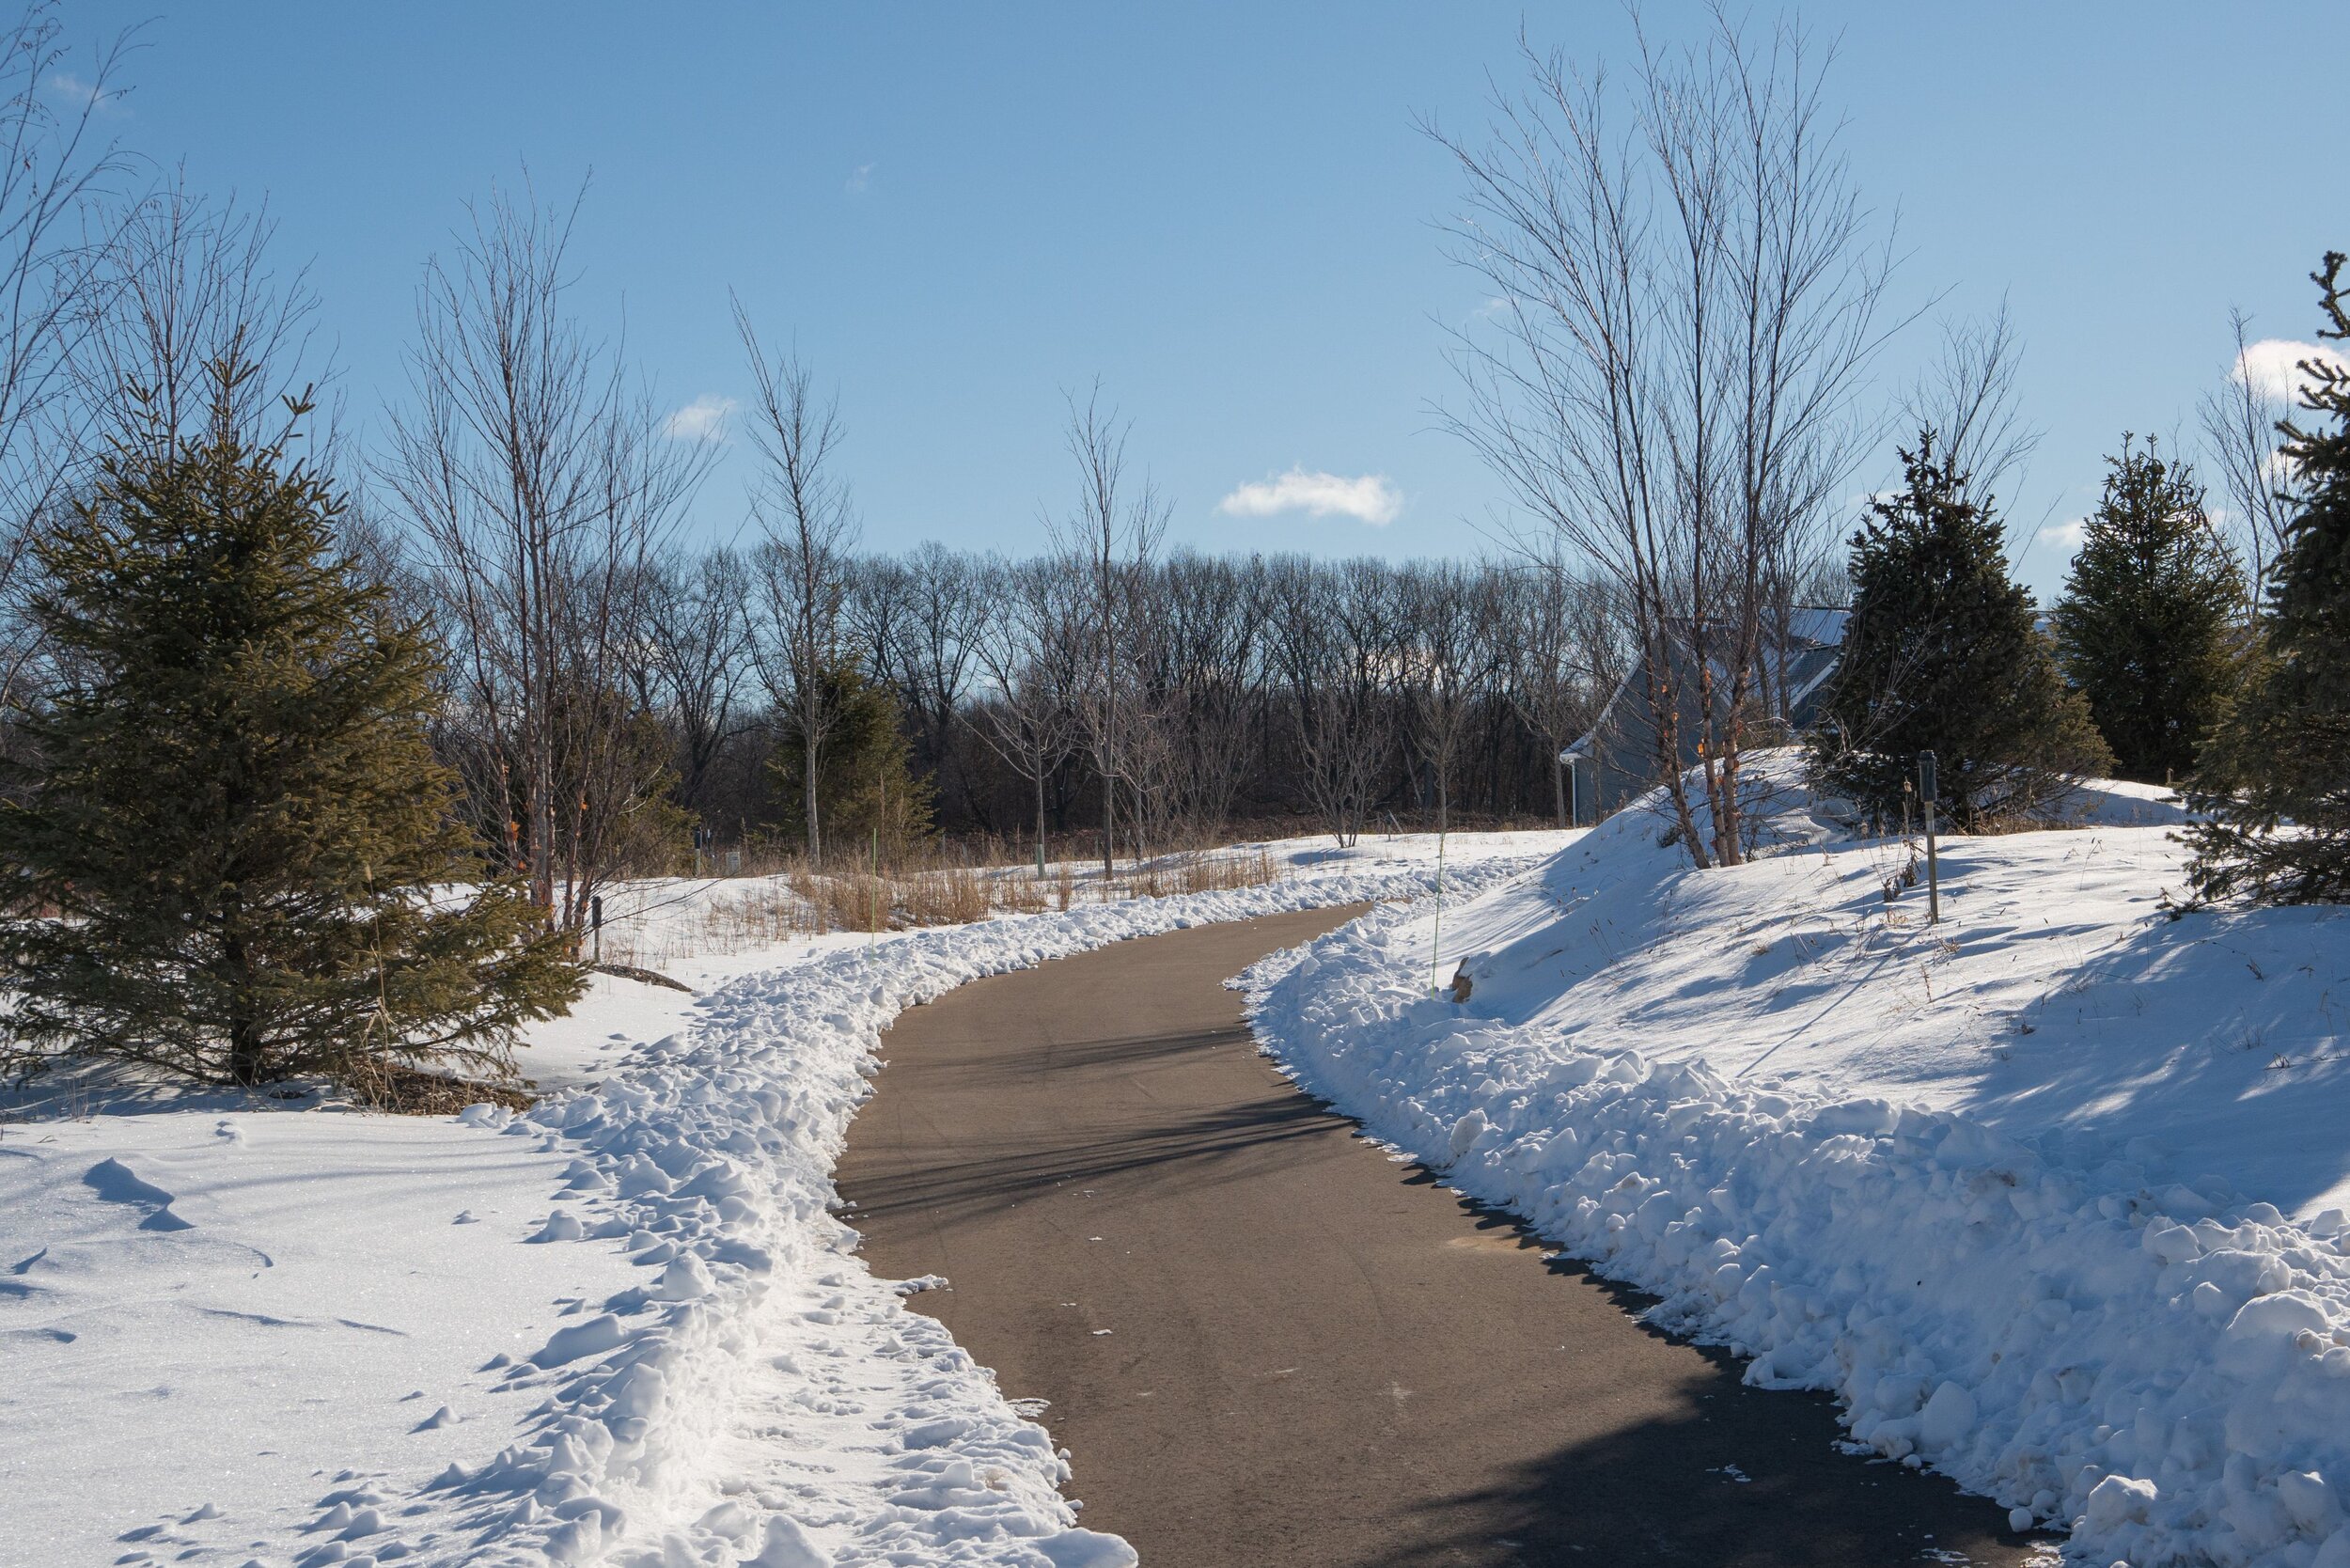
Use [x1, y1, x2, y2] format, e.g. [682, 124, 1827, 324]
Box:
[1048, 384, 1166, 875]
[899, 541, 984, 823]
[1154, 549, 1261, 839]
[1267, 555, 1399, 847]
[640, 545, 755, 817]
[735, 296, 857, 863]
[1400, 561, 1502, 836]
[967, 554, 1082, 870]
[1903, 302, 2038, 520]
[1505, 551, 1617, 825]
[2200, 309, 2304, 613]
[73, 180, 323, 467]
[1435, 13, 1892, 867]
[382, 179, 709, 933]
[0, 5, 137, 700]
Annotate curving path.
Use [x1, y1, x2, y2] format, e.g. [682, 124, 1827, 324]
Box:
[837, 906, 2034, 1567]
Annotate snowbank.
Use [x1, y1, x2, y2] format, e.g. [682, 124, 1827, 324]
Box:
[1244, 759, 2350, 1568]
[4, 844, 1543, 1567]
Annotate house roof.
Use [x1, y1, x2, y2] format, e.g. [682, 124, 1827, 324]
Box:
[1559, 604, 1851, 763]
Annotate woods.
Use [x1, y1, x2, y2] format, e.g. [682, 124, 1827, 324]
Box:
[611, 541, 1622, 862]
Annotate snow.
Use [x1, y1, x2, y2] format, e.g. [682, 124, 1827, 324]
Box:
[1, 833, 1549, 1568]
[0, 1110, 644, 1565]
[1242, 753, 2350, 1568]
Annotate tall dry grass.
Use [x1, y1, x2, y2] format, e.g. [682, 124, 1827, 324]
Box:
[595, 842, 1292, 968]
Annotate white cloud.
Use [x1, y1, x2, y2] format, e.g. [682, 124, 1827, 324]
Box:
[1215, 467, 1403, 526]
[2232, 337, 2350, 404]
[46, 71, 125, 116]
[846, 162, 874, 194]
[2039, 516, 2087, 553]
[662, 394, 735, 443]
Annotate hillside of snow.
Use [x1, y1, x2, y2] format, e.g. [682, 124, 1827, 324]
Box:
[1443, 768, 2349, 1219]
[1245, 755, 2350, 1568]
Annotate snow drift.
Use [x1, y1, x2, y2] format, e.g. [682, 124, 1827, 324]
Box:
[1245, 759, 2350, 1568]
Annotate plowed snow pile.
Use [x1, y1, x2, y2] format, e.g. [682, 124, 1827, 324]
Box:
[1245, 754, 2350, 1568]
[1, 843, 1543, 1568]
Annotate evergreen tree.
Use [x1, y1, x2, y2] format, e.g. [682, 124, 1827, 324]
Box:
[2053, 436, 2245, 783]
[769, 660, 933, 863]
[0, 360, 583, 1089]
[2183, 253, 2350, 904]
[1808, 432, 2112, 829]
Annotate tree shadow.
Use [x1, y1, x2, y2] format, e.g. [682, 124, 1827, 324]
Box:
[1354, 1396, 2037, 1566]
[1362, 1191, 2041, 1567]
[904, 1020, 1261, 1083]
[1965, 899, 2350, 1212]
[842, 1084, 1355, 1227]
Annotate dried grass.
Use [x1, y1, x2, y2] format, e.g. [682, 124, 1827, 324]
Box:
[1092, 848, 1281, 902]
[592, 839, 1293, 964]
[901, 866, 991, 926]
[337, 1059, 533, 1116]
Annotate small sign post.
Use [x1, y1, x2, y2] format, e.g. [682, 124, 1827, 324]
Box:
[590, 893, 603, 964]
[1918, 751, 1940, 926]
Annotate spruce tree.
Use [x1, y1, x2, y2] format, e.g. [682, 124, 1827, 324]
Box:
[2053, 437, 2245, 783]
[2182, 253, 2350, 904]
[1808, 432, 2112, 829]
[0, 359, 584, 1089]
[770, 659, 934, 863]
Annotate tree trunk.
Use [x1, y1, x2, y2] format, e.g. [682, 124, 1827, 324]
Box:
[1102, 776, 1115, 879]
[223, 897, 263, 1087]
[804, 732, 822, 864]
[1035, 768, 1048, 876]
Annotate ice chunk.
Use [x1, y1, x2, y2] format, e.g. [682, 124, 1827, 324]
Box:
[1917, 1382, 1977, 1450]
[2083, 1474, 2158, 1530]
[1036, 1529, 1140, 1568]
[742, 1514, 827, 1568]
[2281, 1470, 2342, 1536]
[2142, 1221, 2201, 1263]
[531, 1313, 628, 1368]
[1449, 1108, 1488, 1161]
[654, 1254, 714, 1301]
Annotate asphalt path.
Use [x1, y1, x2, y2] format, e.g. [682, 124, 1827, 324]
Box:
[836, 906, 2035, 1567]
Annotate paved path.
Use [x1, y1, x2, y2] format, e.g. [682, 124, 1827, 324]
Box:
[836, 907, 2033, 1567]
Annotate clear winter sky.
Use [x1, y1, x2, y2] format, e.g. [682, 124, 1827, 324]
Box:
[56, 3, 2350, 598]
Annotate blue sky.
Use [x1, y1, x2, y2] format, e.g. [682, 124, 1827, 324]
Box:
[58, 3, 2350, 597]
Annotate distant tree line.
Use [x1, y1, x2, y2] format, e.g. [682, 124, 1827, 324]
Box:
[633, 539, 1626, 866]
